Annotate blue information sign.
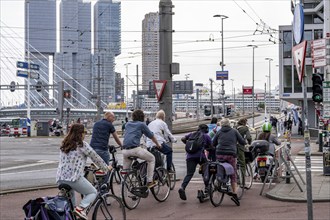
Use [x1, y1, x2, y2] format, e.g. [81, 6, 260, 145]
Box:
[29, 63, 40, 71]
[17, 70, 28, 78]
[216, 71, 229, 80]
[17, 61, 29, 69]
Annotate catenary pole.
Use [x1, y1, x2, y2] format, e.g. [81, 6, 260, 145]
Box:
[159, 0, 173, 131]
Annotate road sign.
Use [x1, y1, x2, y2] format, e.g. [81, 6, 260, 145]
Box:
[242, 86, 253, 95]
[16, 61, 29, 69]
[216, 71, 229, 80]
[293, 4, 304, 44]
[16, 70, 28, 78]
[313, 58, 327, 68]
[172, 80, 193, 94]
[16, 61, 40, 70]
[30, 72, 40, 79]
[323, 81, 330, 102]
[292, 41, 307, 83]
[29, 63, 40, 71]
[153, 80, 167, 102]
[312, 39, 326, 49]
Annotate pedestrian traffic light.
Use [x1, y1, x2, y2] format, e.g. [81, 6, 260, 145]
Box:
[63, 90, 71, 99]
[312, 73, 323, 103]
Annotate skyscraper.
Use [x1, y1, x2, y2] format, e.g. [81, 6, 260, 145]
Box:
[142, 12, 159, 90]
[94, 0, 121, 103]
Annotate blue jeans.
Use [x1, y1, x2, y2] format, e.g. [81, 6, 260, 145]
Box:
[159, 143, 173, 170]
[58, 176, 97, 208]
[94, 149, 110, 165]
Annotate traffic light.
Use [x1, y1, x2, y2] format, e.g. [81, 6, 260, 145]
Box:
[63, 90, 71, 99]
[312, 73, 323, 103]
[35, 81, 42, 92]
[226, 106, 232, 116]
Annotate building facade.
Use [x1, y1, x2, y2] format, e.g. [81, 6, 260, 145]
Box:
[278, 0, 326, 128]
[142, 12, 159, 90]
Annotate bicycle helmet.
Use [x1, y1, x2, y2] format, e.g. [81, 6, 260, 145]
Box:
[262, 122, 272, 132]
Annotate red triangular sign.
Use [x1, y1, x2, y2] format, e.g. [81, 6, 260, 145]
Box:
[153, 80, 167, 102]
[292, 41, 307, 83]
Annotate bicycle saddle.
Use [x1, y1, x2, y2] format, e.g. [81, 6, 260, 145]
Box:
[58, 183, 72, 191]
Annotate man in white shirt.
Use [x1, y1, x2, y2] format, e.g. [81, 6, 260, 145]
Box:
[146, 110, 176, 172]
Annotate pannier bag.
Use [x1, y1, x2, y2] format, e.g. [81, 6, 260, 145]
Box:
[149, 147, 164, 168]
[202, 162, 234, 184]
[23, 196, 73, 220]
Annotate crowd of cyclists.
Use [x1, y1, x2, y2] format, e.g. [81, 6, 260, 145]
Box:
[55, 109, 281, 219]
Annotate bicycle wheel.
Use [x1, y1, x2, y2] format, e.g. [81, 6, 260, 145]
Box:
[121, 171, 141, 210]
[109, 170, 121, 196]
[236, 167, 245, 200]
[169, 163, 176, 190]
[209, 174, 225, 207]
[151, 167, 170, 202]
[244, 163, 253, 189]
[92, 193, 126, 220]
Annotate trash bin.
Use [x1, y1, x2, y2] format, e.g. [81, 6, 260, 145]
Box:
[37, 122, 50, 136]
[323, 145, 330, 176]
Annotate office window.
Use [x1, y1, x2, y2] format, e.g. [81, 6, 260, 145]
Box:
[283, 31, 292, 58]
[314, 30, 323, 40]
[283, 66, 292, 93]
[293, 68, 302, 93]
[304, 30, 312, 58]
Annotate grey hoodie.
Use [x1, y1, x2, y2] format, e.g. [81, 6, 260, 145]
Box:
[212, 125, 246, 157]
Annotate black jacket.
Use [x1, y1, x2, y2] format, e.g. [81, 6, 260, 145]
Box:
[212, 125, 246, 157]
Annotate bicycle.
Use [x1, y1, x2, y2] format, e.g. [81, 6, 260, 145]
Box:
[108, 145, 124, 196]
[121, 147, 171, 210]
[243, 149, 255, 189]
[59, 166, 126, 220]
[205, 160, 244, 207]
[83, 145, 123, 196]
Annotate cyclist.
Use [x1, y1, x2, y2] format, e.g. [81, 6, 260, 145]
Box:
[56, 123, 112, 220]
[145, 109, 177, 173]
[212, 118, 246, 206]
[90, 111, 123, 165]
[178, 124, 212, 201]
[234, 118, 252, 174]
[122, 109, 161, 188]
[207, 117, 219, 161]
[257, 122, 281, 157]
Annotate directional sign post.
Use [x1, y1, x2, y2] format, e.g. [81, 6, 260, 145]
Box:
[17, 70, 28, 78]
[216, 71, 229, 80]
[16, 61, 29, 69]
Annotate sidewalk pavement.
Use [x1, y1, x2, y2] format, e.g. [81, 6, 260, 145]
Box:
[265, 136, 330, 202]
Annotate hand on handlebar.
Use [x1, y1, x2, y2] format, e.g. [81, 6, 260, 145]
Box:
[108, 165, 113, 171]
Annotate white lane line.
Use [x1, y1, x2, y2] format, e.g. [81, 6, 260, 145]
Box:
[0, 160, 57, 172]
[0, 168, 56, 176]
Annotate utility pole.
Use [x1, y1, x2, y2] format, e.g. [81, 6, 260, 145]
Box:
[265, 57, 273, 117]
[247, 44, 258, 128]
[136, 64, 140, 109]
[124, 63, 131, 118]
[185, 74, 190, 117]
[159, 0, 173, 131]
[214, 14, 228, 118]
[209, 78, 214, 118]
[26, 0, 31, 136]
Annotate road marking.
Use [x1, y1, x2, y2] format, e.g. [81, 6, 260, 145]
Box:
[0, 168, 56, 176]
[0, 160, 57, 172]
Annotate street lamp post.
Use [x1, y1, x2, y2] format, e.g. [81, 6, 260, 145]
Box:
[185, 74, 190, 117]
[265, 57, 273, 116]
[231, 79, 235, 112]
[209, 78, 214, 118]
[247, 45, 258, 128]
[214, 14, 228, 117]
[124, 63, 131, 118]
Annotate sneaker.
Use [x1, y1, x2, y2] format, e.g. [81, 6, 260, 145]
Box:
[147, 180, 157, 188]
[231, 194, 240, 206]
[74, 206, 88, 220]
[178, 188, 187, 200]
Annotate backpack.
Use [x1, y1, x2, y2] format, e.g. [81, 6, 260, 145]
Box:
[23, 196, 73, 220]
[185, 131, 204, 154]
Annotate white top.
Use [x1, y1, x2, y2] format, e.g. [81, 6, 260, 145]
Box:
[56, 141, 108, 182]
[145, 118, 176, 147]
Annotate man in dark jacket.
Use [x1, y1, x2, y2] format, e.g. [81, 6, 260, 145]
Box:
[213, 118, 246, 206]
[178, 124, 212, 201]
[234, 118, 252, 175]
